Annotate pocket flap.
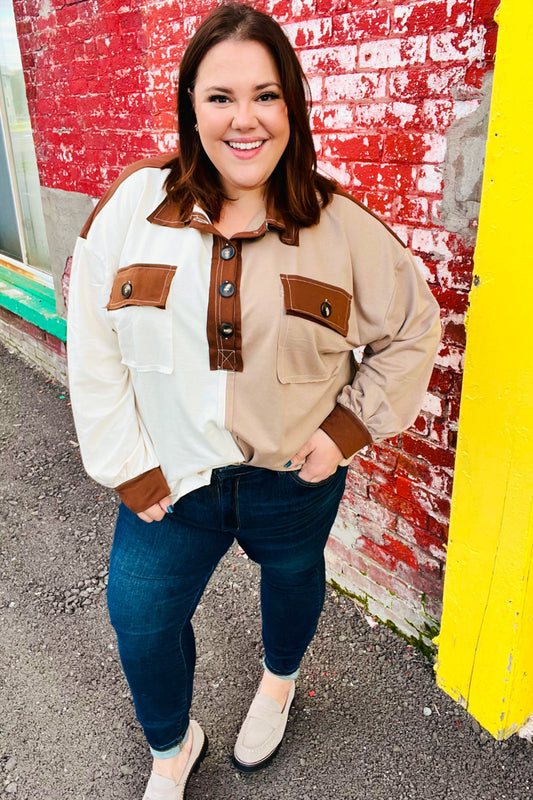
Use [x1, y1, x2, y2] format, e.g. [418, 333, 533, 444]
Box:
[280, 275, 351, 337]
[107, 264, 177, 310]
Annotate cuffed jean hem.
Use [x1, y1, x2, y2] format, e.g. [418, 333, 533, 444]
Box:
[262, 657, 299, 681]
[149, 724, 190, 759]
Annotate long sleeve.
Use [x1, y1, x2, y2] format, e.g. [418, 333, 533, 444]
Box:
[67, 235, 170, 512]
[321, 245, 441, 457]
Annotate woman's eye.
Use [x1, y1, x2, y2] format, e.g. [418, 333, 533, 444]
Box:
[209, 95, 230, 104]
[257, 92, 280, 102]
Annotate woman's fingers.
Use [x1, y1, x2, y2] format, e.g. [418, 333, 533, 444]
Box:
[137, 496, 173, 523]
[293, 430, 343, 483]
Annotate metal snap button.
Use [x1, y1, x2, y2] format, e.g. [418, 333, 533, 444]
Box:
[220, 244, 236, 260]
[218, 322, 234, 338]
[320, 300, 332, 318]
[219, 281, 235, 298]
[121, 281, 132, 299]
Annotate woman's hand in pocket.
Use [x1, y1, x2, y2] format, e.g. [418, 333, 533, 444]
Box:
[136, 495, 173, 523]
[289, 430, 343, 483]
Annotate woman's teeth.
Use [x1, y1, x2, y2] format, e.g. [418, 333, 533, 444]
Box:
[227, 140, 263, 150]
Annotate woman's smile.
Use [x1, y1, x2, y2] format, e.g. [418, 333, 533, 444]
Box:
[192, 40, 290, 199]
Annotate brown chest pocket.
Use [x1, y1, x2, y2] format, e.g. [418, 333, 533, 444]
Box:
[107, 264, 177, 373]
[277, 275, 352, 384]
[107, 263, 176, 310]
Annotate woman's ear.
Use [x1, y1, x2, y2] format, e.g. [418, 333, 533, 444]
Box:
[187, 87, 195, 111]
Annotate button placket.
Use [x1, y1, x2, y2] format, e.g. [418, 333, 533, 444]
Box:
[218, 243, 236, 349]
[207, 238, 243, 372]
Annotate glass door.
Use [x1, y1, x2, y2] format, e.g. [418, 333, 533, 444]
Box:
[0, 0, 50, 272]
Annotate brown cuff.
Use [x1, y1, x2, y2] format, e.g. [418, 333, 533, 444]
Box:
[320, 404, 372, 458]
[116, 467, 171, 513]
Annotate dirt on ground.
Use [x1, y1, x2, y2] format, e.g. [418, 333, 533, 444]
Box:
[0, 341, 531, 800]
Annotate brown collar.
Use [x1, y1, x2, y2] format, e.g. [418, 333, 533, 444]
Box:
[146, 196, 299, 246]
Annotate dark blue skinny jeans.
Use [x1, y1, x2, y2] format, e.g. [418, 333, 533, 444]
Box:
[106, 464, 348, 757]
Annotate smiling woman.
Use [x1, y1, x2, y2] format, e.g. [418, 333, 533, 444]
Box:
[67, 3, 441, 799]
[190, 39, 290, 230]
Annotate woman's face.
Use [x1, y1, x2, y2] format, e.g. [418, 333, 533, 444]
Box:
[191, 39, 290, 201]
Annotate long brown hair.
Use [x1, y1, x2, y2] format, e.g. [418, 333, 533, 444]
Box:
[164, 2, 335, 227]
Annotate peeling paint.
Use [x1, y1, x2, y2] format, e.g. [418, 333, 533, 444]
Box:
[440, 72, 493, 243]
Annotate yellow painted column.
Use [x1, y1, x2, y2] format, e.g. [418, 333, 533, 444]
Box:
[435, 0, 533, 739]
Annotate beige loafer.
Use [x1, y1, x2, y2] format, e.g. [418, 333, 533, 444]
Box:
[233, 681, 295, 772]
[143, 719, 208, 800]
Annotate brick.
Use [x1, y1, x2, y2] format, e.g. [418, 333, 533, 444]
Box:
[358, 36, 427, 70]
[442, 317, 466, 347]
[325, 536, 354, 567]
[472, 0, 500, 23]
[412, 413, 431, 436]
[350, 163, 417, 193]
[389, 66, 465, 99]
[394, 1, 471, 35]
[420, 99, 456, 131]
[427, 515, 449, 541]
[417, 164, 444, 194]
[395, 475, 451, 523]
[434, 343, 464, 372]
[396, 195, 429, 225]
[344, 467, 368, 497]
[364, 191, 396, 220]
[347, 493, 397, 530]
[330, 8, 390, 44]
[324, 72, 387, 102]
[282, 18, 332, 48]
[311, 104, 357, 131]
[428, 366, 455, 395]
[429, 26, 486, 63]
[299, 46, 357, 76]
[383, 132, 446, 164]
[401, 433, 456, 470]
[369, 483, 429, 529]
[323, 133, 383, 162]
[357, 533, 420, 573]
[432, 287, 469, 316]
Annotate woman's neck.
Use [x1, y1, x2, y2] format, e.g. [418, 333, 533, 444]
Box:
[215, 193, 267, 240]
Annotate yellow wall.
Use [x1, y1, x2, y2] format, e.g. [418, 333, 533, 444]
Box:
[435, 0, 533, 739]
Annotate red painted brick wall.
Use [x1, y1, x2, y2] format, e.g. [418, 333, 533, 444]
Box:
[12, 0, 499, 640]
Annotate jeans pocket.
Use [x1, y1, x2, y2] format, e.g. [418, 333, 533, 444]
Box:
[286, 468, 339, 488]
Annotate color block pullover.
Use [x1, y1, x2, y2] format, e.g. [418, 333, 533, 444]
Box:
[67, 155, 441, 512]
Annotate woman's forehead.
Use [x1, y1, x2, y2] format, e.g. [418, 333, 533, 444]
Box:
[194, 39, 280, 87]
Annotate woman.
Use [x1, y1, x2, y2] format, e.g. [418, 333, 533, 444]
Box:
[67, 3, 441, 798]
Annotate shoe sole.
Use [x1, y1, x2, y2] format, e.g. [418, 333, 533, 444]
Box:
[231, 739, 282, 774]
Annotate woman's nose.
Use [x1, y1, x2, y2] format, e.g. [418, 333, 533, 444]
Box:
[231, 103, 257, 130]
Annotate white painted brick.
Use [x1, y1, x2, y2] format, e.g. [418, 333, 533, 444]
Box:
[411, 228, 453, 259]
[329, 516, 361, 550]
[282, 18, 332, 48]
[353, 103, 387, 126]
[307, 76, 323, 103]
[434, 344, 464, 372]
[412, 253, 434, 284]
[359, 36, 427, 69]
[423, 132, 447, 163]
[313, 103, 357, 130]
[390, 223, 409, 244]
[291, 0, 314, 18]
[422, 392, 444, 417]
[324, 72, 387, 102]
[299, 46, 357, 75]
[317, 158, 352, 185]
[429, 26, 485, 63]
[391, 101, 418, 124]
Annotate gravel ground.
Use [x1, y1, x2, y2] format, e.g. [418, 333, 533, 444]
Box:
[0, 340, 532, 800]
